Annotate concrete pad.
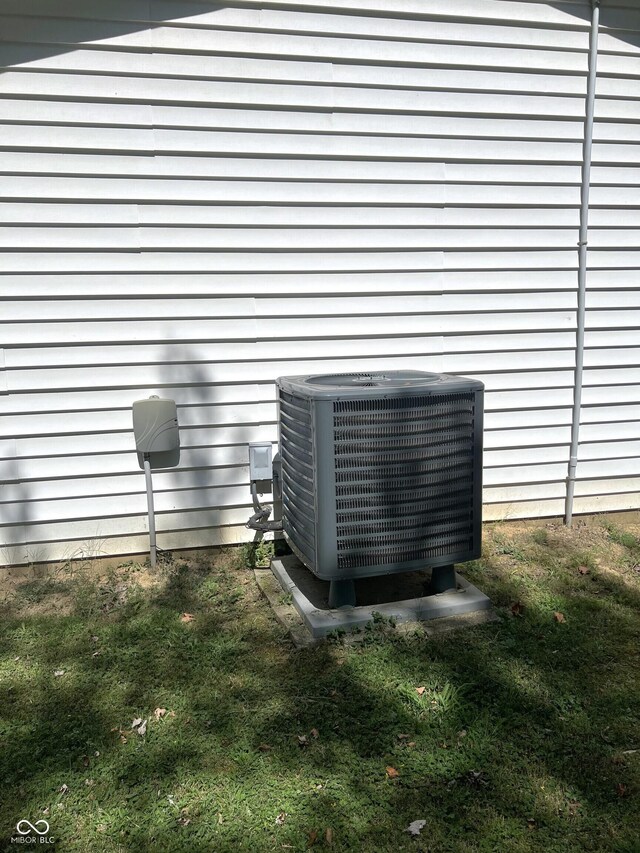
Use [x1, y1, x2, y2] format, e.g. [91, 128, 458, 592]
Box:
[268, 554, 494, 641]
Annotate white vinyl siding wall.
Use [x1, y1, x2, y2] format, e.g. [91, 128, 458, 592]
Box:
[1, 0, 638, 564]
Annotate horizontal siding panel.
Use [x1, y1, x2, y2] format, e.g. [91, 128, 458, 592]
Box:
[484, 499, 565, 520]
[0, 312, 576, 345]
[574, 477, 640, 496]
[0, 75, 595, 122]
[0, 177, 585, 206]
[484, 462, 567, 487]
[579, 440, 640, 461]
[0, 98, 590, 143]
[0, 250, 584, 275]
[2, 446, 255, 482]
[0, 123, 588, 159]
[582, 384, 640, 406]
[580, 422, 640, 442]
[1, 466, 250, 503]
[0, 156, 586, 185]
[1, 293, 576, 321]
[485, 445, 569, 467]
[571, 492, 640, 515]
[484, 482, 565, 503]
[584, 347, 640, 367]
[0, 381, 269, 413]
[0, 49, 604, 98]
[0, 403, 277, 439]
[484, 425, 571, 449]
[0, 202, 583, 228]
[1, 509, 253, 548]
[2, 338, 442, 372]
[582, 402, 640, 421]
[578, 459, 640, 479]
[3, 484, 257, 525]
[0, 227, 587, 252]
[0, 270, 583, 298]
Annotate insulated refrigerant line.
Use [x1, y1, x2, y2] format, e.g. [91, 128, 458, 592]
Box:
[565, 0, 600, 526]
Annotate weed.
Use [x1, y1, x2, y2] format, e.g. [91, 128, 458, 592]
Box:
[531, 528, 549, 546]
[604, 522, 640, 556]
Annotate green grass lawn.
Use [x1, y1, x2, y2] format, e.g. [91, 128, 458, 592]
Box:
[1, 515, 639, 852]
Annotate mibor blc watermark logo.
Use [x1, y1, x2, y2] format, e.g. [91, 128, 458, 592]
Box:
[11, 819, 54, 845]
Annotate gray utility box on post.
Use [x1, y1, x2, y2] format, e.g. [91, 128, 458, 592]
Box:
[132, 396, 180, 470]
[276, 371, 484, 605]
[132, 396, 180, 568]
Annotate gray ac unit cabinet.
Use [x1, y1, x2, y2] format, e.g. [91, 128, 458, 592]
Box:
[276, 371, 484, 587]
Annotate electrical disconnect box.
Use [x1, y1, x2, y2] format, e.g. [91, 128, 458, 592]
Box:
[249, 442, 273, 482]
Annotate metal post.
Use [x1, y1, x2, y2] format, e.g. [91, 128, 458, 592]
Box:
[565, 0, 600, 526]
[143, 454, 156, 568]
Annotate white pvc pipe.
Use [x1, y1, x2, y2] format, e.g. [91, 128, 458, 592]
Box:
[565, 0, 600, 527]
[143, 454, 157, 567]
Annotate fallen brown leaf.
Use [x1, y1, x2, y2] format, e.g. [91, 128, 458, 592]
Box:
[386, 766, 400, 779]
[297, 735, 308, 748]
[275, 811, 287, 826]
[407, 741, 416, 748]
[578, 565, 590, 575]
[153, 708, 167, 721]
[310, 728, 319, 739]
[554, 611, 566, 623]
[307, 829, 318, 846]
[397, 733, 410, 740]
[258, 743, 272, 752]
[511, 601, 523, 617]
[415, 686, 426, 696]
[180, 612, 195, 623]
[617, 783, 627, 798]
[325, 827, 333, 845]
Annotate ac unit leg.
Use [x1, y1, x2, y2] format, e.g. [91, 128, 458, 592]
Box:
[429, 564, 456, 593]
[328, 579, 356, 609]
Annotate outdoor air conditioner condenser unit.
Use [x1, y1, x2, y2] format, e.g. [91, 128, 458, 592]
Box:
[276, 371, 484, 604]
